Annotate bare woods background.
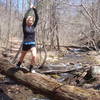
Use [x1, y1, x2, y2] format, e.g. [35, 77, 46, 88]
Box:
[0, 0, 100, 50]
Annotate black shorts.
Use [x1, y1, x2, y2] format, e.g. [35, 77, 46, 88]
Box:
[22, 44, 36, 51]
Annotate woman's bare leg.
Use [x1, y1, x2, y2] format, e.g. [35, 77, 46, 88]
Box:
[30, 47, 37, 66]
[16, 51, 27, 68]
[19, 51, 28, 63]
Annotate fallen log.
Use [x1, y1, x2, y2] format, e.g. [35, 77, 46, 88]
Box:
[38, 67, 90, 74]
[0, 58, 100, 100]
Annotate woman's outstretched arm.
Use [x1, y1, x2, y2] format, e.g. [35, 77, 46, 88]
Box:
[32, 8, 39, 28]
[22, 8, 32, 32]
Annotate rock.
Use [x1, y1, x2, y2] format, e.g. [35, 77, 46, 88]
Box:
[91, 66, 100, 80]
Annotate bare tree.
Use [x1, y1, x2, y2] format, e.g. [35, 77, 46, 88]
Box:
[0, 0, 100, 51]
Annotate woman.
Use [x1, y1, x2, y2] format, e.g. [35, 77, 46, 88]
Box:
[16, 5, 39, 73]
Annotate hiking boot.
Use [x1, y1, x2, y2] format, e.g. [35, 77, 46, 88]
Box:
[31, 69, 36, 73]
[29, 65, 33, 72]
[15, 62, 22, 69]
[29, 65, 36, 73]
[15, 65, 21, 69]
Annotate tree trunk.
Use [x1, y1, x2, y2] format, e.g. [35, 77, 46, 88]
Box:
[0, 58, 100, 100]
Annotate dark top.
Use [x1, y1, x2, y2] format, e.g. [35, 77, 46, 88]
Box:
[22, 8, 39, 43]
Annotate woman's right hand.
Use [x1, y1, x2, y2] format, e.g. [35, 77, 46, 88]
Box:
[30, 3, 36, 8]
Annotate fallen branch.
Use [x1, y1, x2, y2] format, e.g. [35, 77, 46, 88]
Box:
[39, 67, 90, 74]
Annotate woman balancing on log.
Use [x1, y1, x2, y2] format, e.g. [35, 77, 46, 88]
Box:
[15, 4, 39, 73]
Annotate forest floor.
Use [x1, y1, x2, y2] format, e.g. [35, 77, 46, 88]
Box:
[0, 37, 100, 100]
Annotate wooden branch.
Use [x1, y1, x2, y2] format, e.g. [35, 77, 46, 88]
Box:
[11, 42, 22, 64]
[39, 67, 90, 74]
[81, 4, 100, 31]
[56, 34, 60, 50]
[0, 58, 100, 100]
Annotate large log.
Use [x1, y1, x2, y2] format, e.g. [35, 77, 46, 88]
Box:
[0, 58, 100, 100]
